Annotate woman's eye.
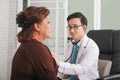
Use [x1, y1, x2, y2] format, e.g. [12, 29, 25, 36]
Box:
[48, 21, 50, 24]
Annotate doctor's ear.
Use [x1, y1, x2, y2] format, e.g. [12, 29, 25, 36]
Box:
[82, 25, 87, 31]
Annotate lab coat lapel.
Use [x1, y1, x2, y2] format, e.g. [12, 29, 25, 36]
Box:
[76, 35, 89, 62]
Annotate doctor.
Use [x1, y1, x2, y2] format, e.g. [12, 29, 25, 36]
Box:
[53, 12, 99, 80]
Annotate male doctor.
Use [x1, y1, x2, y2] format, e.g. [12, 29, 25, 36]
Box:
[53, 12, 99, 80]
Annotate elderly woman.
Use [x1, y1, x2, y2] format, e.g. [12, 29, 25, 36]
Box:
[11, 6, 59, 80]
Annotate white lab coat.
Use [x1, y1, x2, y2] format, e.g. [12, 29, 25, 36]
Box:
[57, 35, 99, 80]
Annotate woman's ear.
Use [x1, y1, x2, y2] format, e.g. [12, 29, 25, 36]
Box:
[34, 23, 40, 31]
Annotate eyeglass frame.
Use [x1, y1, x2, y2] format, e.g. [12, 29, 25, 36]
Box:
[66, 25, 83, 30]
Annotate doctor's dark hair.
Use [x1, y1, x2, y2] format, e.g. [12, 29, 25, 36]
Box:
[67, 12, 88, 26]
[16, 6, 50, 42]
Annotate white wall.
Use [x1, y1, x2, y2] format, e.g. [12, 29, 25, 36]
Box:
[0, 0, 9, 80]
[101, 0, 120, 29]
[0, 0, 17, 80]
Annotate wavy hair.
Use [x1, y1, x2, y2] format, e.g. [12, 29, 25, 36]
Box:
[16, 6, 50, 42]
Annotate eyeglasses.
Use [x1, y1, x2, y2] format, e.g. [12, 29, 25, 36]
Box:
[67, 25, 83, 30]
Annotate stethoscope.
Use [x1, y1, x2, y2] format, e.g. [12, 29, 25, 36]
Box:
[64, 39, 80, 62]
[64, 38, 90, 62]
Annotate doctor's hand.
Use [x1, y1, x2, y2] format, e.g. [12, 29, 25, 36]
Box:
[51, 51, 60, 66]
